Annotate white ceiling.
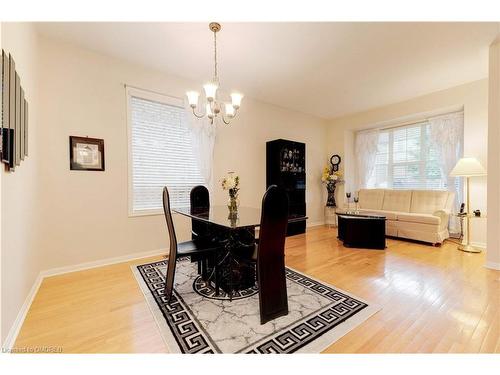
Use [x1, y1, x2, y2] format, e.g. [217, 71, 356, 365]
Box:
[36, 22, 499, 119]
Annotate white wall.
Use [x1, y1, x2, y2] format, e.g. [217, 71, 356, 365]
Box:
[487, 37, 500, 270]
[326, 79, 488, 246]
[1, 23, 41, 345]
[36, 36, 328, 272]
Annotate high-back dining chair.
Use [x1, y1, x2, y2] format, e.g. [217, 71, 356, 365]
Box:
[190, 185, 210, 242]
[190, 185, 212, 278]
[256, 185, 289, 324]
[163, 186, 219, 303]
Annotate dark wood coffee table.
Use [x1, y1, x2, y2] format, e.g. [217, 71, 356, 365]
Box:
[336, 212, 386, 250]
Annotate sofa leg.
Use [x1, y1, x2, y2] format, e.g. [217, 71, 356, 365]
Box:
[434, 242, 442, 247]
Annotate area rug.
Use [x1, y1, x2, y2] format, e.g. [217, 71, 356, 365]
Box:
[132, 258, 380, 353]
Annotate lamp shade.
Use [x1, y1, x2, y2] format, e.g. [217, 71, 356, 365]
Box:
[449, 157, 487, 177]
[203, 82, 218, 101]
[186, 91, 199, 107]
[225, 103, 235, 118]
[230, 93, 243, 109]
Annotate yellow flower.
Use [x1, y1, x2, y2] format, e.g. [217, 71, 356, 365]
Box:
[321, 165, 331, 182]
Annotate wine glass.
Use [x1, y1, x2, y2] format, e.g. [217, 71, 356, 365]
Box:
[346, 192, 351, 212]
[354, 196, 359, 213]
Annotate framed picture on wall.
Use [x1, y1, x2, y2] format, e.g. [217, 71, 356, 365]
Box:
[69, 136, 105, 171]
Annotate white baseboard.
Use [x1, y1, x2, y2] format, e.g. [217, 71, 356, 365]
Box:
[2, 247, 167, 351]
[307, 221, 325, 228]
[485, 261, 500, 270]
[2, 273, 44, 351]
[41, 248, 167, 278]
[470, 242, 487, 250]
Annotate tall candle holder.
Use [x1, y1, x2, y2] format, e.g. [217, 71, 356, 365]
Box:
[346, 192, 351, 213]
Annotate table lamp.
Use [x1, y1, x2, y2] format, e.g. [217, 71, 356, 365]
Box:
[450, 157, 487, 253]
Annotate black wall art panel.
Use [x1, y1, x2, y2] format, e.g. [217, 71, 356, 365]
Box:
[1, 49, 29, 171]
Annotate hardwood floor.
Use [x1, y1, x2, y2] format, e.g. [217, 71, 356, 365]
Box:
[14, 226, 500, 353]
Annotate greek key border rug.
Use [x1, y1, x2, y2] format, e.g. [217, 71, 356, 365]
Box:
[132, 259, 380, 353]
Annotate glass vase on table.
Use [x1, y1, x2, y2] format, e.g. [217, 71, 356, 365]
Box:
[346, 192, 352, 213]
[222, 172, 240, 219]
[227, 190, 240, 218]
[354, 196, 359, 214]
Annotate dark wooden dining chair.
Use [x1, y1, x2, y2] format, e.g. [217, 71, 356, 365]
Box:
[255, 185, 290, 324]
[163, 186, 220, 303]
[190, 185, 212, 278]
[190, 185, 211, 242]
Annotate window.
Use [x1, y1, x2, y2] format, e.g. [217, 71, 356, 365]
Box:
[367, 122, 451, 190]
[127, 87, 205, 215]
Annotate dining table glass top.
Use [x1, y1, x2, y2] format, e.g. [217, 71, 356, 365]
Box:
[173, 206, 263, 229]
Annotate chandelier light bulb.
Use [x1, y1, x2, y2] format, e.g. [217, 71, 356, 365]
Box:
[204, 82, 218, 102]
[186, 91, 200, 107]
[230, 93, 244, 109]
[225, 103, 235, 118]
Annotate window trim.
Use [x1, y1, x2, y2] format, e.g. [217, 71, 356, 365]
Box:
[126, 86, 186, 217]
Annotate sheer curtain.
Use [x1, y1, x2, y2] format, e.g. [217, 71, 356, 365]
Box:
[355, 129, 380, 190]
[184, 104, 217, 192]
[428, 112, 464, 233]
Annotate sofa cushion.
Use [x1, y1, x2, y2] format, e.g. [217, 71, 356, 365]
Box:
[358, 189, 385, 210]
[382, 190, 412, 212]
[397, 212, 441, 225]
[410, 190, 450, 214]
[356, 209, 398, 220]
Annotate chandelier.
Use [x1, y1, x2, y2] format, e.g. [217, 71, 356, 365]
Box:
[186, 22, 243, 125]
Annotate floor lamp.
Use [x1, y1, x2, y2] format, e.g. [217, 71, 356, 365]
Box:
[449, 157, 487, 253]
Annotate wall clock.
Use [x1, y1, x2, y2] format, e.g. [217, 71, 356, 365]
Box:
[330, 154, 341, 172]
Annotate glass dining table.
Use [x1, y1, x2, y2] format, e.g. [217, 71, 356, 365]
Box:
[173, 205, 307, 299]
[174, 205, 263, 229]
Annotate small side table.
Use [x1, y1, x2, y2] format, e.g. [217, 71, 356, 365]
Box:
[325, 206, 338, 227]
[454, 213, 487, 253]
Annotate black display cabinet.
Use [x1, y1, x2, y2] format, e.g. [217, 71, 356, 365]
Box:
[266, 139, 306, 236]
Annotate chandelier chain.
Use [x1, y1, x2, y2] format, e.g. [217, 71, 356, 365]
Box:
[213, 30, 218, 83]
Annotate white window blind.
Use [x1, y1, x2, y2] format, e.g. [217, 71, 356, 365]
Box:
[128, 88, 205, 214]
[368, 122, 450, 190]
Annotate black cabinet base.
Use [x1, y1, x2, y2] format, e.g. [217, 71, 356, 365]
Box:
[337, 214, 386, 250]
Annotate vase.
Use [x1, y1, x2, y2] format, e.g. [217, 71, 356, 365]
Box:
[227, 194, 239, 215]
[326, 182, 336, 207]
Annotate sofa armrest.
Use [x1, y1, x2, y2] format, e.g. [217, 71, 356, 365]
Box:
[433, 209, 451, 230]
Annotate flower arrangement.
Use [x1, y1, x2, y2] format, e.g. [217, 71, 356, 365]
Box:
[321, 166, 344, 207]
[222, 172, 240, 214]
[321, 166, 343, 183]
[222, 172, 240, 196]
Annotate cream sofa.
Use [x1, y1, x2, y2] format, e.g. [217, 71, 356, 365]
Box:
[345, 189, 455, 245]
